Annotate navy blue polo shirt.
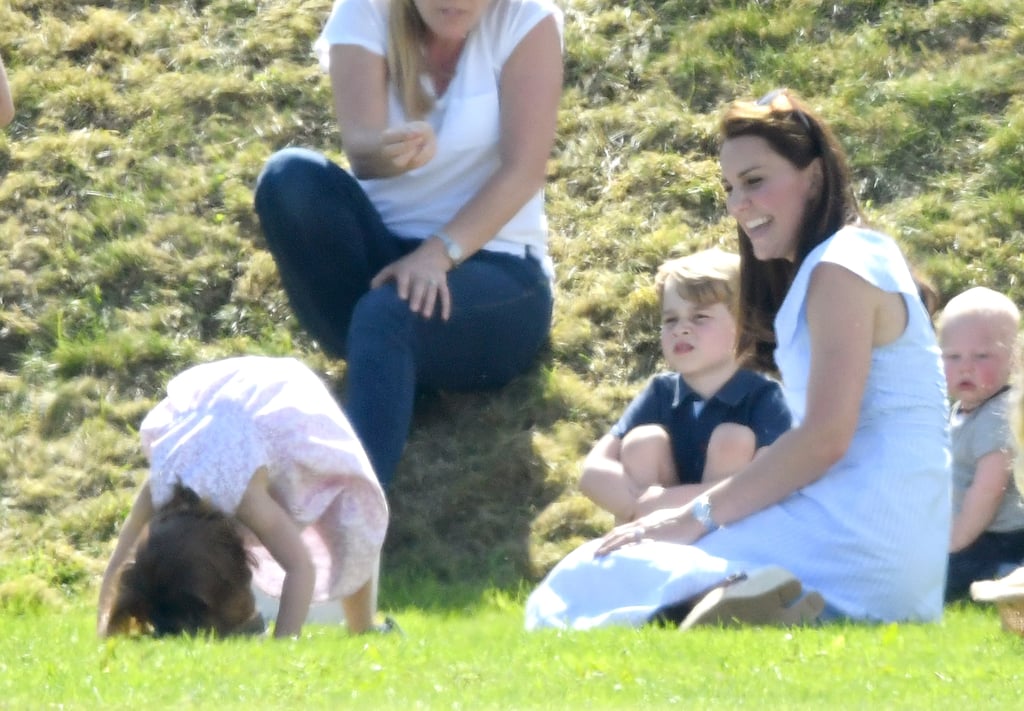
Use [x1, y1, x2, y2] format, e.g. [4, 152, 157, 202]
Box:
[609, 369, 793, 485]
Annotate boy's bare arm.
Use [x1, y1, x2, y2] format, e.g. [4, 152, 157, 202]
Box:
[950, 449, 1013, 552]
[578, 435, 637, 520]
[632, 482, 711, 520]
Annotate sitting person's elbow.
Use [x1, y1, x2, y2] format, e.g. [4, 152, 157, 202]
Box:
[815, 426, 855, 470]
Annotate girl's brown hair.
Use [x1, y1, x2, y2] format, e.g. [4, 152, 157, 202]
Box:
[388, 0, 433, 118]
[719, 89, 863, 372]
[105, 484, 258, 638]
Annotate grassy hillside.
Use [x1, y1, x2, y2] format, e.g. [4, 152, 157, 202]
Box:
[1, 0, 1022, 611]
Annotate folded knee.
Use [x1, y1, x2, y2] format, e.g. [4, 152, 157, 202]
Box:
[620, 424, 672, 454]
[349, 287, 416, 340]
[706, 423, 757, 461]
[255, 147, 329, 214]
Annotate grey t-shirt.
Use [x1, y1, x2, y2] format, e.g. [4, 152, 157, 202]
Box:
[950, 388, 1024, 533]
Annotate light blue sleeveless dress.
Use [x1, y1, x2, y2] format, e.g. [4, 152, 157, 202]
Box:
[526, 227, 951, 629]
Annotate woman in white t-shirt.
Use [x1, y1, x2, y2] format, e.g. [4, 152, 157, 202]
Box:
[254, 0, 563, 488]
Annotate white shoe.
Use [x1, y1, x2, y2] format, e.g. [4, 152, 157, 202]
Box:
[970, 566, 1024, 636]
[970, 565, 1024, 603]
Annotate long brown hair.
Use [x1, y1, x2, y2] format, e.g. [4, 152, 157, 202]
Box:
[105, 484, 258, 638]
[387, 0, 433, 118]
[719, 89, 863, 372]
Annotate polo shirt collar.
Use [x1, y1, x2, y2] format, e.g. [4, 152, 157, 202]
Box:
[670, 370, 760, 409]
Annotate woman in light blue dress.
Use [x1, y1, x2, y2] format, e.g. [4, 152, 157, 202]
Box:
[526, 90, 951, 630]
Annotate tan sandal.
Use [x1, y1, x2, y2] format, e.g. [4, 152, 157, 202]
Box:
[679, 566, 824, 630]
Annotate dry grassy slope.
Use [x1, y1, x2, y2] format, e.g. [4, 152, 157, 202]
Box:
[0, 0, 1021, 608]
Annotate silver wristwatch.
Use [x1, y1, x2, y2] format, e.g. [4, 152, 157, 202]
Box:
[692, 494, 720, 533]
[434, 230, 464, 267]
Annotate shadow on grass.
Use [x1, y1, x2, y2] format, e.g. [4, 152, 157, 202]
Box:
[366, 361, 572, 612]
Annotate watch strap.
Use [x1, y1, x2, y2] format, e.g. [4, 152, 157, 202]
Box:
[693, 494, 720, 533]
[434, 230, 463, 266]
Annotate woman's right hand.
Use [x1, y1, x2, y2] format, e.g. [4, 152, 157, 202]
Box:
[380, 121, 436, 171]
[370, 237, 453, 321]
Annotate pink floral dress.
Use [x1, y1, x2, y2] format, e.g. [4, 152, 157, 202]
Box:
[140, 356, 388, 602]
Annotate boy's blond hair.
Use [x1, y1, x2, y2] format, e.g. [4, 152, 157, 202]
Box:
[655, 248, 741, 315]
[937, 286, 1021, 350]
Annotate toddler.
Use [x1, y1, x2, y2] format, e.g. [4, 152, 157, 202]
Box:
[97, 356, 390, 638]
[972, 334, 1024, 633]
[579, 248, 792, 523]
[939, 287, 1024, 601]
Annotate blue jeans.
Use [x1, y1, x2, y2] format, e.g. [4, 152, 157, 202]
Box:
[945, 528, 1024, 602]
[253, 147, 553, 488]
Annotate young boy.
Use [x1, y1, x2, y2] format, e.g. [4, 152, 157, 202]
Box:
[939, 286, 1024, 601]
[579, 248, 793, 523]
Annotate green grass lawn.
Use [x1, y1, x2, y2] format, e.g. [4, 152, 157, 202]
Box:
[2, 601, 1022, 709]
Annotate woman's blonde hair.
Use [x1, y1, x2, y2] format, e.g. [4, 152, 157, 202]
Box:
[655, 248, 741, 317]
[388, 0, 433, 118]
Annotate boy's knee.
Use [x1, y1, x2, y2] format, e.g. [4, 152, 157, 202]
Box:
[704, 423, 757, 481]
[707, 423, 757, 459]
[620, 425, 676, 488]
[708, 422, 756, 447]
[704, 426, 761, 487]
[621, 424, 672, 461]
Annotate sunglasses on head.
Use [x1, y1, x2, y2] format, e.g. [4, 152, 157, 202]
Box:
[756, 88, 812, 131]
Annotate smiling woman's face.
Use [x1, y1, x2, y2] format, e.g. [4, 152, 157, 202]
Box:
[720, 134, 820, 263]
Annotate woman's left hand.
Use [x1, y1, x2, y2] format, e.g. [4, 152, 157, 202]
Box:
[594, 521, 650, 557]
[594, 504, 704, 556]
[370, 239, 453, 320]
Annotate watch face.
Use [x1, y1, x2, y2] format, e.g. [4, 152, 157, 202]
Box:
[694, 500, 709, 520]
[694, 497, 716, 531]
[438, 233, 462, 264]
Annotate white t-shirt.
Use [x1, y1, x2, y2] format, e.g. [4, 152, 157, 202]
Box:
[315, 0, 563, 271]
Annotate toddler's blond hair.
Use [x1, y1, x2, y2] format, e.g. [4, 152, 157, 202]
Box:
[655, 248, 740, 316]
[937, 286, 1020, 350]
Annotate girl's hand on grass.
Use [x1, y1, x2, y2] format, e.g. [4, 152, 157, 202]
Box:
[633, 486, 667, 520]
